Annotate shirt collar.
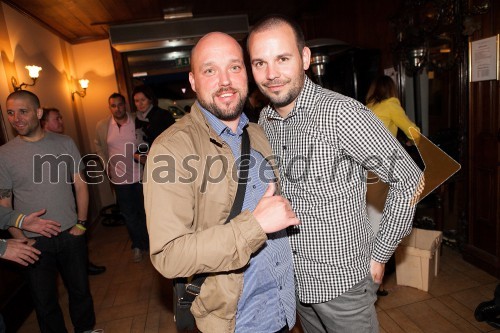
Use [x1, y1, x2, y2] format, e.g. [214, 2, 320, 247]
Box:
[262, 75, 319, 120]
[198, 101, 249, 136]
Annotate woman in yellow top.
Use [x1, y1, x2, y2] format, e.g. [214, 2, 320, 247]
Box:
[366, 75, 420, 143]
[365, 75, 420, 296]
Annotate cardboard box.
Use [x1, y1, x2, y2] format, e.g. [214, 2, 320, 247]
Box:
[395, 228, 443, 292]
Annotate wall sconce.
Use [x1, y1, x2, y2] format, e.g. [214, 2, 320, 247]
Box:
[11, 65, 42, 91]
[72, 79, 89, 100]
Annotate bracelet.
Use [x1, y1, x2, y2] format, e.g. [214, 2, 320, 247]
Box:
[75, 224, 87, 231]
[77, 219, 87, 227]
[17, 215, 26, 229]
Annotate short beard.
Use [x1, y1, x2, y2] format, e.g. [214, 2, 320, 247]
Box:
[198, 91, 246, 121]
[263, 75, 304, 109]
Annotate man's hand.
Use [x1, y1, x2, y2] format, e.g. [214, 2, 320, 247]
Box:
[370, 259, 385, 284]
[134, 153, 147, 165]
[2, 239, 40, 266]
[253, 182, 300, 233]
[68, 225, 86, 236]
[22, 209, 61, 237]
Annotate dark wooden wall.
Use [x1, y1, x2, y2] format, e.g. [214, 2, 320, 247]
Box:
[463, 0, 500, 276]
[300, 0, 402, 69]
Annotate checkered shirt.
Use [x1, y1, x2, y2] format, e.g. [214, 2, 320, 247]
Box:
[259, 76, 423, 303]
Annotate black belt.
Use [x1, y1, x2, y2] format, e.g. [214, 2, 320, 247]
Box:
[274, 325, 289, 333]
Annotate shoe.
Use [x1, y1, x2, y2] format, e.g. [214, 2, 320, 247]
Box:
[132, 248, 143, 263]
[376, 289, 389, 297]
[101, 217, 125, 227]
[475, 300, 500, 322]
[88, 262, 106, 275]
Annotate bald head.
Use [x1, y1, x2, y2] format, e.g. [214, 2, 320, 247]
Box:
[188, 31, 248, 122]
[190, 32, 244, 73]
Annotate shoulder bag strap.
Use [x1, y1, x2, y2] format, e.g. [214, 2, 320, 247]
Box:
[182, 126, 251, 300]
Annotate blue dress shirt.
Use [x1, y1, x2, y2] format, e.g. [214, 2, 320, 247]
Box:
[200, 104, 295, 332]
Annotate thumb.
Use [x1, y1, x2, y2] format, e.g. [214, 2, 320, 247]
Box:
[31, 208, 47, 217]
[263, 182, 276, 198]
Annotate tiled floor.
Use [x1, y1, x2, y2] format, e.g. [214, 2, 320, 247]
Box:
[18, 222, 500, 333]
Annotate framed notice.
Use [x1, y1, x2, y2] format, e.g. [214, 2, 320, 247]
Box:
[470, 35, 499, 82]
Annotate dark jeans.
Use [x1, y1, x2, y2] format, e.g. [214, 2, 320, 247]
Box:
[28, 230, 95, 333]
[113, 182, 149, 250]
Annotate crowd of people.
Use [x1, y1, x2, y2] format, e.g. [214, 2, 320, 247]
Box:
[0, 14, 427, 333]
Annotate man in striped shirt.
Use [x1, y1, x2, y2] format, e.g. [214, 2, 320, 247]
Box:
[248, 15, 423, 332]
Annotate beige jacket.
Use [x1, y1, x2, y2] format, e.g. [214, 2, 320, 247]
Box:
[144, 104, 278, 332]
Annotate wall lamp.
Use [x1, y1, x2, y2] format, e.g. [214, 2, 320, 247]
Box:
[11, 65, 42, 91]
[72, 79, 89, 100]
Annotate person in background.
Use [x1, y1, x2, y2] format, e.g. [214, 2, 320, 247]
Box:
[144, 31, 299, 333]
[365, 75, 421, 296]
[0, 90, 96, 333]
[0, 206, 61, 265]
[95, 93, 149, 263]
[41, 107, 106, 275]
[40, 107, 64, 133]
[247, 15, 423, 333]
[132, 85, 175, 164]
[365, 75, 420, 144]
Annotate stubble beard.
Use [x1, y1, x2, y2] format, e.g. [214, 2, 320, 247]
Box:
[262, 76, 303, 109]
[198, 88, 247, 121]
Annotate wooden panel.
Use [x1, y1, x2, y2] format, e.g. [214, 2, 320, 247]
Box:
[465, 0, 500, 277]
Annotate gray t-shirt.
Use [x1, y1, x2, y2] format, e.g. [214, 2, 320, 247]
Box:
[0, 132, 83, 237]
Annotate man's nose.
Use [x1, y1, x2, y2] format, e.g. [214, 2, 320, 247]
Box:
[218, 71, 231, 86]
[266, 64, 279, 80]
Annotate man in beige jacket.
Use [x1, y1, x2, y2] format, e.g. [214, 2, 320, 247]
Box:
[144, 32, 300, 332]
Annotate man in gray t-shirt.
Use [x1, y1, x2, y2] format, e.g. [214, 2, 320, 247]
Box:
[0, 90, 96, 333]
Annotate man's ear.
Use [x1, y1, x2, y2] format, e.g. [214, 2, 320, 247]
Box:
[302, 46, 311, 71]
[188, 72, 197, 93]
[36, 108, 43, 120]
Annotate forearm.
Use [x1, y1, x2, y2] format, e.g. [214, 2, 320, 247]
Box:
[0, 193, 25, 238]
[0, 206, 25, 230]
[9, 226, 27, 239]
[73, 173, 89, 221]
[373, 171, 424, 262]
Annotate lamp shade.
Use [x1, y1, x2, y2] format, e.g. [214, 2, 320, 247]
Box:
[79, 79, 89, 89]
[25, 65, 42, 78]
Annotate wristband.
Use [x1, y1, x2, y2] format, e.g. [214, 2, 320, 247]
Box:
[17, 215, 26, 229]
[77, 220, 87, 227]
[75, 224, 87, 231]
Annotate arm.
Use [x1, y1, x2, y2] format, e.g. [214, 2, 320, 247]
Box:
[0, 189, 26, 240]
[0, 206, 60, 237]
[69, 172, 88, 236]
[144, 135, 268, 279]
[338, 104, 423, 263]
[94, 120, 108, 171]
[388, 100, 421, 143]
[0, 205, 24, 230]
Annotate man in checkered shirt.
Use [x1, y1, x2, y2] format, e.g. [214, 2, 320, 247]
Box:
[248, 15, 424, 332]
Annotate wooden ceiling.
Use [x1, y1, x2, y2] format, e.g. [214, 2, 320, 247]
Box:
[3, 0, 327, 44]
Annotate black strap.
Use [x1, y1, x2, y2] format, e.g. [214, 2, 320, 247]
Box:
[226, 127, 250, 223]
[180, 127, 251, 303]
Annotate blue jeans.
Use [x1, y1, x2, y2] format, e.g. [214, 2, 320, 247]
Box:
[113, 182, 149, 250]
[28, 230, 95, 333]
